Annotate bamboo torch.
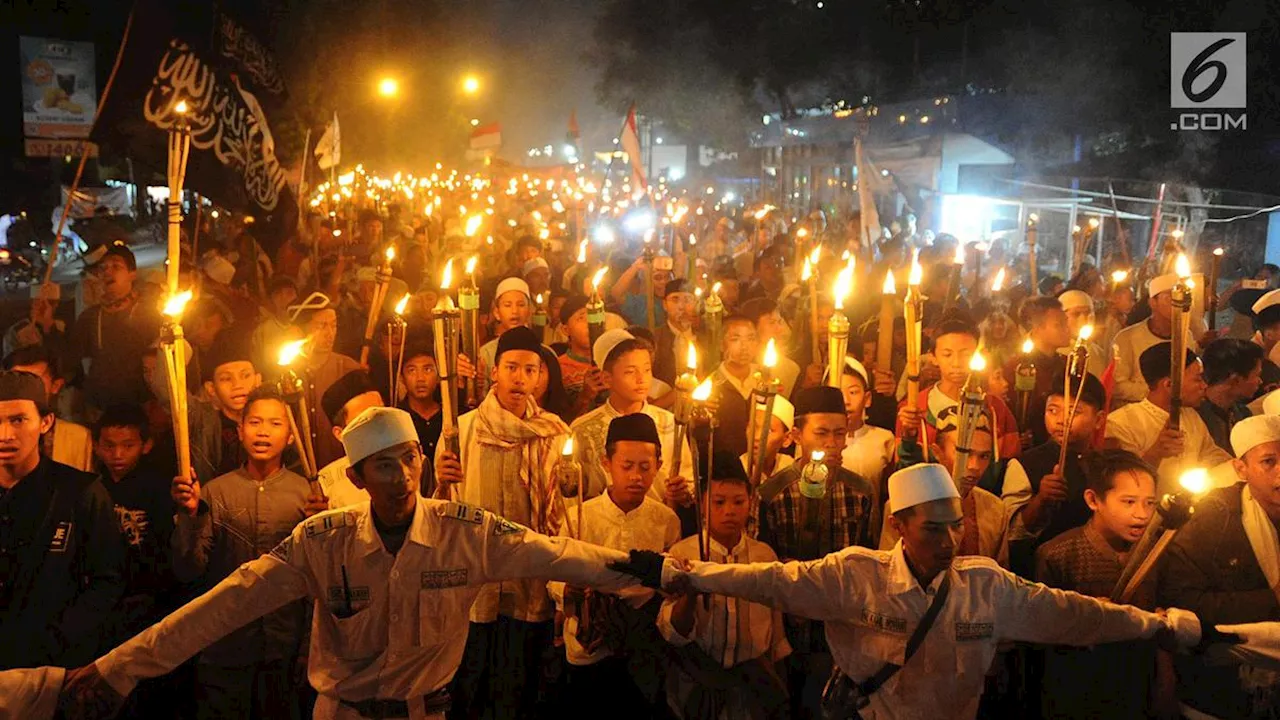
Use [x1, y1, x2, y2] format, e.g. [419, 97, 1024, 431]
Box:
[749, 340, 781, 489]
[554, 436, 585, 537]
[877, 270, 896, 376]
[1168, 254, 1193, 431]
[689, 377, 714, 565]
[950, 352, 988, 495]
[643, 231, 656, 330]
[159, 290, 194, 480]
[1014, 338, 1037, 428]
[1110, 467, 1210, 603]
[1208, 247, 1224, 331]
[166, 100, 192, 294]
[827, 265, 853, 388]
[533, 292, 550, 345]
[433, 260, 462, 493]
[587, 268, 608, 364]
[704, 282, 725, 369]
[360, 246, 395, 366]
[803, 247, 821, 366]
[276, 339, 318, 485]
[904, 251, 924, 433]
[387, 294, 410, 403]
[1056, 324, 1094, 473]
[944, 242, 964, 313]
[1026, 213, 1039, 294]
[460, 256, 481, 408]
[671, 344, 698, 481]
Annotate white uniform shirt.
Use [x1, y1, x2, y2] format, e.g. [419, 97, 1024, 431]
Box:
[549, 492, 680, 666]
[569, 400, 693, 501]
[1104, 399, 1233, 495]
[95, 499, 639, 720]
[1111, 320, 1191, 406]
[674, 541, 1172, 720]
[658, 533, 791, 668]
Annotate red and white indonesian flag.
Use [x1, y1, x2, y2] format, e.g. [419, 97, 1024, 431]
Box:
[469, 122, 502, 150]
[620, 105, 647, 189]
[314, 112, 341, 171]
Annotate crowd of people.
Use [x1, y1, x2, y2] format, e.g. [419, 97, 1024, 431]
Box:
[4, 167, 1280, 720]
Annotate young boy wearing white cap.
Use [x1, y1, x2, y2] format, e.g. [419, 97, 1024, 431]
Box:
[617, 463, 1202, 720]
[1158, 414, 1280, 718]
[434, 325, 572, 719]
[840, 357, 895, 516]
[569, 328, 692, 504]
[1112, 273, 1200, 407]
[61, 406, 651, 720]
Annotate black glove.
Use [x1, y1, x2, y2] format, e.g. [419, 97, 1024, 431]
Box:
[1193, 625, 1244, 654]
[608, 549, 665, 589]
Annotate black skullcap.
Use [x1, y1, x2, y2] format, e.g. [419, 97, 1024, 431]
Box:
[89, 241, 137, 271]
[201, 335, 254, 381]
[559, 294, 590, 325]
[793, 386, 847, 417]
[710, 449, 748, 483]
[1138, 342, 1199, 387]
[664, 279, 690, 297]
[321, 369, 379, 425]
[606, 413, 661, 448]
[0, 370, 47, 408]
[496, 326, 543, 361]
[1047, 370, 1108, 411]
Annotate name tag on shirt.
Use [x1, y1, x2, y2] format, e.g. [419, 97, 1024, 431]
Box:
[858, 609, 907, 634]
[49, 521, 73, 553]
[421, 569, 468, 589]
[955, 622, 993, 641]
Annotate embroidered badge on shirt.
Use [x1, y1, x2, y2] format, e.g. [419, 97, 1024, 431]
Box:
[955, 622, 994, 641]
[446, 502, 484, 524]
[305, 512, 350, 537]
[269, 536, 292, 562]
[422, 569, 469, 589]
[492, 517, 526, 536]
[49, 521, 73, 552]
[858, 608, 907, 633]
[328, 585, 372, 603]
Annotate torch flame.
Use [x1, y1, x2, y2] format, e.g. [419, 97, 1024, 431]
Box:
[278, 339, 307, 367]
[809, 246, 821, 265]
[991, 267, 1006, 292]
[464, 215, 484, 237]
[1213, 247, 1224, 257]
[712, 281, 722, 295]
[162, 290, 193, 318]
[441, 258, 455, 291]
[801, 257, 812, 282]
[796, 227, 809, 239]
[1175, 253, 1191, 279]
[810, 450, 826, 463]
[394, 293, 410, 315]
[1021, 337, 1034, 354]
[385, 246, 396, 263]
[833, 268, 853, 310]
[1179, 467, 1210, 496]
[763, 338, 778, 368]
[968, 352, 987, 373]
[1079, 324, 1094, 341]
[174, 99, 189, 114]
[686, 343, 698, 371]
[883, 271, 896, 295]
[953, 243, 965, 265]
[576, 240, 588, 264]
[536, 292, 544, 305]
[691, 378, 713, 402]
[1111, 269, 1129, 284]
[591, 267, 607, 292]
[562, 436, 574, 456]
[465, 255, 478, 275]
[908, 250, 923, 286]
[1088, 217, 1100, 229]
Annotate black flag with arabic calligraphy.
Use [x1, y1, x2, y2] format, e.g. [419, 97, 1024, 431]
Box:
[92, 0, 295, 256]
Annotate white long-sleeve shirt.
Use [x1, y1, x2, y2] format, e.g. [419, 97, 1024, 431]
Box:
[95, 499, 639, 719]
[667, 541, 1179, 720]
[1104, 399, 1233, 495]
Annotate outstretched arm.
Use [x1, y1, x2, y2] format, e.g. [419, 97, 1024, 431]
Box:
[666, 549, 863, 623]
[478, 511, 636, 593]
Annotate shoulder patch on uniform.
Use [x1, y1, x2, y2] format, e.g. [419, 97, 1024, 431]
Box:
[304, 511, 351, 537]
[492, 517, 527, 536]
[444, 502, 485, 525]
[953, 556, 1002, 571]
[270, 535, 293, 562]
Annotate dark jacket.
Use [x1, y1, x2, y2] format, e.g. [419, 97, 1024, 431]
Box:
[1157, 483, 1280, 718]
[0, 458, 126, 669]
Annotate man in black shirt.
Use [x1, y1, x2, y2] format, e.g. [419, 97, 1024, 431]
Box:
[0, 370, 125, 670]
[398, 341, 443, 493]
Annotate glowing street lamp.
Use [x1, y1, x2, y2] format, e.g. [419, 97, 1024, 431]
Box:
[462, 75, 481, 95]
[378, 77, 400, 98]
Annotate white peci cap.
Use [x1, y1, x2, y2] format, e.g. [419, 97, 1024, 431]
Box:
[888, 463, 961, 514]
[341, 406, 419, 465]
[593, 328, 636, 370]
[1252, 289, 1280, 315]
[203, 255, 236, 286]
[1231, 414, 1280, 458]
[754, 394, 795, 430]
[1057, 289, 1092, 311]
[1148, 273, 1178, 297]
[1265, 389, 1280, 417]
[494, 277, 531, 303]
[521, 257, 550, 277]
[844, 355, 869, 386]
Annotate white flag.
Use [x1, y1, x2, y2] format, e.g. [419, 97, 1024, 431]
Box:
[620, 105, 647, 190]
[314, 112, 341, 171]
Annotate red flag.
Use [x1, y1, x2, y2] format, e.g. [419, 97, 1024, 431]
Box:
[620, 104, 647, 189]
[469, 122, 502, 150]
[568, 109, 580, 141]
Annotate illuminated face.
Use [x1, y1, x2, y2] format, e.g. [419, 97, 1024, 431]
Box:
[566, 308, 590, 350]
[709, 479, 750, 539]
[1181, 359, 1208, 406]
[238, 398, 291, 463]
[205, 361, 261, 416]
[95, 425, 151, 481]
[756, 310, 791, 345]
[794, 413, 847, 466]
[604, 440, 660, 510]
[1236, 441, 1280, 518]
[1149, 291, 1173, 323]
[839, 373, 868, 418]
[933, 429, 993, 493]
[0, 399, 51, 468]
[494, 291, 531, 331]
[606, 348, 652, 404]
[1036, 308, 1072, 349]
[892, 498, 964, 580]
[97, 255, 135, 299]
[349, 441, 422, 523]
[492, 349, 541, 413]
[401, 355, 439, 402]
[721, 321, 759, 367]
[663, 292, 697, 329]
[307, 309, 339, 353]
[749, 406, 790, 459]
[1064, 306, 1094, 337]
[934, 332, 978, 387]
[1086, 469, 1156, 545]
[1044, 395, 1100, 447]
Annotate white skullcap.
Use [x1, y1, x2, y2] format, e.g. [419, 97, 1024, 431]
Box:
[494, 277, 531, 303]
[1148, 273, 1178, 297]
[1232, 414, 1280, 457]
[755, 394, 796, 430]
[29, 283, 60, 300]
[1252, 289, 1280, 315]
[341, 406, 419, 465]
[888, 463, 960, 514]
[521, 257, 550, 277]
[203, 255, 236, 286]
[593, 328, 635, 369]
[654, 255, 674, 271]
[1265, 388, 1280, 417]
[1058, 289, 1093, 311]
[844, 356, 869, 386]
[0, 665, 64, 719]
